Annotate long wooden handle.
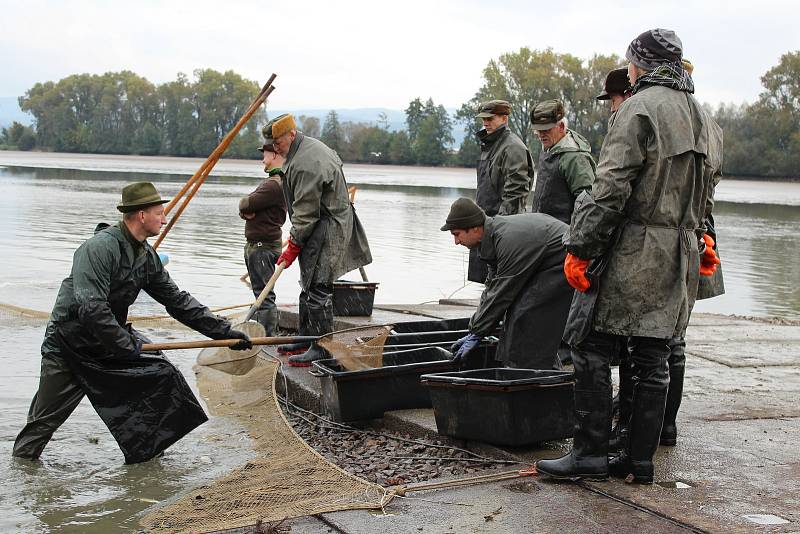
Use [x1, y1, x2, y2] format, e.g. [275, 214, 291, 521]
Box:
[243, 261, 285, 322]
[141, 335, 318, 352]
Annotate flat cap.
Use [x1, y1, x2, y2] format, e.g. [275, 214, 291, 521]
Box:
[530, 99, 565, 130]
[476, 99, 511, 118]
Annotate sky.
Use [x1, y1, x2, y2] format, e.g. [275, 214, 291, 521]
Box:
[1, 0, 798, 110]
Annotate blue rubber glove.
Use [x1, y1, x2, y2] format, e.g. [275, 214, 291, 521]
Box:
[450, 333, 481, 362]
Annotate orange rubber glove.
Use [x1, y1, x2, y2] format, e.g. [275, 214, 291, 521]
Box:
[564, 253, 591, 292]
[277, 238, 301, 269]
[699, 234, 720, 277]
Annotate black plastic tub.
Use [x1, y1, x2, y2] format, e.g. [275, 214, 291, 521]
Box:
[420, 368, 575, 446]
[313, 346, 457, 422]
[333, 280, 379, 316]
[384, 317, 498, 366]
[391, 318, 471, 333]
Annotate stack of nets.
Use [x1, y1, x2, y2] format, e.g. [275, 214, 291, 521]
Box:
[140, 355, 392, 533]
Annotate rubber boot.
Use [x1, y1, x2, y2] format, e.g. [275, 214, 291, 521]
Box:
[288, 343, 329, 367]
[536, 390, 611, 480]
[255, 308, 279, 337]
[609, 352, 634, 452]
[277, 341, 311, 356]
[609, 387, 667, 484]
[660, 338, 685, 446]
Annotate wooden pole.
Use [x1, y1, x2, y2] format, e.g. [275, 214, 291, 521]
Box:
[141, 335, 318, 352]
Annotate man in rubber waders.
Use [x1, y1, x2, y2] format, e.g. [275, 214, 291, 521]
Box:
[468, 100, 535, 284]
[530, 99, 596, 225]
[609, 57, 726, 453]
[239, 139, 288, 336]
[444, 198, 573, 370]
[12, 182, 253, 464]
[536, 28, 723, 484]
[267, 114, 373, 366]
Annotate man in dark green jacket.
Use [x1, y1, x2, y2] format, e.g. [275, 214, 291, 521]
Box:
[12, 182, 252, 464]
[268, 114, 373, 366]
[530, 99, 596, 225]
[468, 100, 535, 283]
[536, 28, 723, 484]
[444, 198, 573, 369]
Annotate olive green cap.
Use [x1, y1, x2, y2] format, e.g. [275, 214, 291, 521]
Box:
[116, 182, 169, 213]
[440, 197, 486, 231]
[530, 99, 565, 130]
[476, 99, 511, 118]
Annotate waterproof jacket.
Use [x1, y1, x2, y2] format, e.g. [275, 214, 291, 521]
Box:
[564, 85, 723, 339]
[531, 130, 596, 225]
[45, 223, 235, 357]
[475, 125, 534, 216]
[469, 214, 573, 368]
[282, 133, 372, 288]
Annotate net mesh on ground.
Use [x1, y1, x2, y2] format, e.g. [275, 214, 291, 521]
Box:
[140, 354, 392, 533]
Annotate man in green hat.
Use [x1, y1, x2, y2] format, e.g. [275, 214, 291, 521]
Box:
[468, 100, 535, 283]
[443, 198, 573, 369]
[12, 182, 253, 464]
[265, 114, 373, 366]
[238, 137, 288, 336]
[529, 99, 596, 225]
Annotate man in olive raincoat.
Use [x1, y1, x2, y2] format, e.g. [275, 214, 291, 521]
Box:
[268, 114, 372, 366]
[468, 100, 535, 283]
[12, 182, 252, 464]
[530, 99, 596, 225]
[444, 198, 573, 370]
[537, 28, 723, 484]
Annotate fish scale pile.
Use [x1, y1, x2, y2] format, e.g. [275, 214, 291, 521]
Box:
[284, 410, 502, 487]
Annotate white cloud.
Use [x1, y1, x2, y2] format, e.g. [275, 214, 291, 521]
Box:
[0, 0, 797, 109]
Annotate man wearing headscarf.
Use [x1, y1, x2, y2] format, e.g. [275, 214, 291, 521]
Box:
[536, 29, 723, 484]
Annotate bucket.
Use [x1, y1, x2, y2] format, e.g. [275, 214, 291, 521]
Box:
[333, 280, 379, 316]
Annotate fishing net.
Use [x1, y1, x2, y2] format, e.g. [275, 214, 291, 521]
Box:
[317, 324, 394, 371]
[140, 354, 392, 533]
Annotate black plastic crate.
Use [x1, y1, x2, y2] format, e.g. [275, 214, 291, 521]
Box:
[333, 280, 379, 316]
[313, 346, 456, 422]
[420, 368, 575, 446]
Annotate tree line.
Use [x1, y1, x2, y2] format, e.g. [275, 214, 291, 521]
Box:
[3, 50, 799, 178]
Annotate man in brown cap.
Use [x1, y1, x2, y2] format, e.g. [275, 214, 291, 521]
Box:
[529, 99, 596, 225]
[266, 114, 373, 366]
[12, 182, 252, 464]
[443, 198, 573, 369]
[536, 28, 723, 484]
[468, 100, 535, 283]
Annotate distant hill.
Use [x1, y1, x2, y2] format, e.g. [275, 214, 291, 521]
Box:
[0, 96, 33, 128]
[0, 99, 467, 145]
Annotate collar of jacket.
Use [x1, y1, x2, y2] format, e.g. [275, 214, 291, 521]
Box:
[477, 216, 497, 264]
[476, 124, 509, 148]
[266, 167, 284, 178]
[117, 221, 146, 258]
[546, 129, 591, 155]
[284, 131, 305, 166]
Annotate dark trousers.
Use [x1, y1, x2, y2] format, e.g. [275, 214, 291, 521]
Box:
[244, 241, 281, 335]
[13, 352, 84, 459]
[573, 330, 670, 458]
[298, 283, 334, 337]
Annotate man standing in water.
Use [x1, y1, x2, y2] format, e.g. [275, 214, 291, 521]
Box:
[239, 135, 288, 336]
[267, 114, 372, 366]
[13, 182, 253, 463]
[468, 100, 535, 283]
[444, 198, 573, 370]
[536, 28, 722, 484]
